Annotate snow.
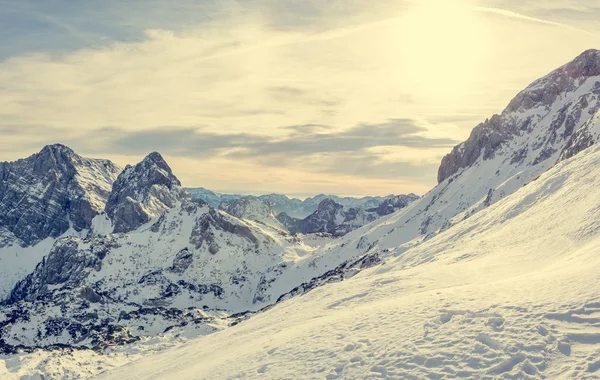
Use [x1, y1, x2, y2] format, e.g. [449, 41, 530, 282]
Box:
[0, 236, 57, 300]
[90, 143, 600, 379]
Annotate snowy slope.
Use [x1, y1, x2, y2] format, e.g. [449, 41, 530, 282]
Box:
[94, 136, 600, 380]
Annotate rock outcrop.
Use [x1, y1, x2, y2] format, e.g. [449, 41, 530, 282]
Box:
[105, 152, 188, 233]
[0, 144, 121, 246]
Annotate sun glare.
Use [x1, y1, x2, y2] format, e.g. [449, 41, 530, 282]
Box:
[397, 0, 489, 100]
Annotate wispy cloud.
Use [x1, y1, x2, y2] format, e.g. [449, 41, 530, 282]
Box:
[474, 6, 597, 35]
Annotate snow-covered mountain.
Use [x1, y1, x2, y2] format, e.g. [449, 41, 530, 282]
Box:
[104, 152, 188, 233]
[277, 195, 418, 236]
[186, 188, 245, 209]
[316, 49, 600, 265]
[187, 188, 415, 219]
[0, 152, 335, 351]
[0, 144, 122, 301]
[0, 144, 121, 247]
[95, 134, 600, 380]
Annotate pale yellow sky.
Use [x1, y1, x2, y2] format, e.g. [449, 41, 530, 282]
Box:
[1, 0, 599, 197]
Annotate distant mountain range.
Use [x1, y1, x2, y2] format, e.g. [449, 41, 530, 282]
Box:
[186, 187, 418, 219]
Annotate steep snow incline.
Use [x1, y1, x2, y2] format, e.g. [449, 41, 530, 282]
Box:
[95, 140, 600, 380]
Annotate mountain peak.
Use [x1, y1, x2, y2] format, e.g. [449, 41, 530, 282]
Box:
[564, 49, 600, 78]
[39, 143, 75, 156]
[105, 153, 187, 233]
[0, 144, 121, 246]
[143, 151, 171, 170]
[439, 49, 600, 183]
[317, 198, 341, 210]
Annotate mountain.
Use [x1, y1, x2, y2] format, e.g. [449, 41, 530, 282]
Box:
[105, 152, 188, 233]
[0, 151, 332, 351]
[371, 194, 419, 216]
[186, 187, 244, 208]
[277, 195, 417, 236]
[0, 198, 318, 349]
[89, 50, 600, 380]
[0, 144, 121, 247]
[0, 144, 122, 301]
[186, 188, 416, 219]
[315, 49, 600, 266]
[219, 198, 287, 231]
[277, 195, 419, 236]
[95, 138, 600, 380]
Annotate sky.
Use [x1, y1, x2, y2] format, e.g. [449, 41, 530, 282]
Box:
[1, 0, 600, 198]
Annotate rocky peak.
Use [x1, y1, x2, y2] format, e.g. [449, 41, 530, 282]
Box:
[438, 49, 600, 184]
[317, 198, 343, 212]
[0, 145, 122, 246]
[563, 49, 600, 79]
[372, 194, 419, 216]
[105, 152, 188, 233]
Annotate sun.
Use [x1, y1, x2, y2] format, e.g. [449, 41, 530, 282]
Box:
[396, 0, 489, 100]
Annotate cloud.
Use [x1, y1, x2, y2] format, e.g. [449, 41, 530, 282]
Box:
[1, 119, 457, 183]
[72, 119, 457, 164]
[2, 0, 600, 195]
[474, 6, 597, 35]
[229, 119, 458, 160]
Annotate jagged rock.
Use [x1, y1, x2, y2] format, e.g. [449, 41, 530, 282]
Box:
[369, 194, 419, 216]
[0, 144, 121, 246]
[190, 208, 261, 250]
[438, 49, 600, 183]
[276, 212, 302, 233]
[105, 152, 188, 233]
[276, 196, 417, 236]
[8, 237, 106, 303]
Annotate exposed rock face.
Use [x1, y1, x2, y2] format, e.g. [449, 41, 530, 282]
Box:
[277, 196, 418, 236]
[438, 49, 600, 183]
[8, 236, 114, 303]
[370, 194, 419, 216]
[297, 199, 346, 235]
[105, 152, 188, 233]
[0, 144, 121, 246]
[276, 212, 302, 233]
